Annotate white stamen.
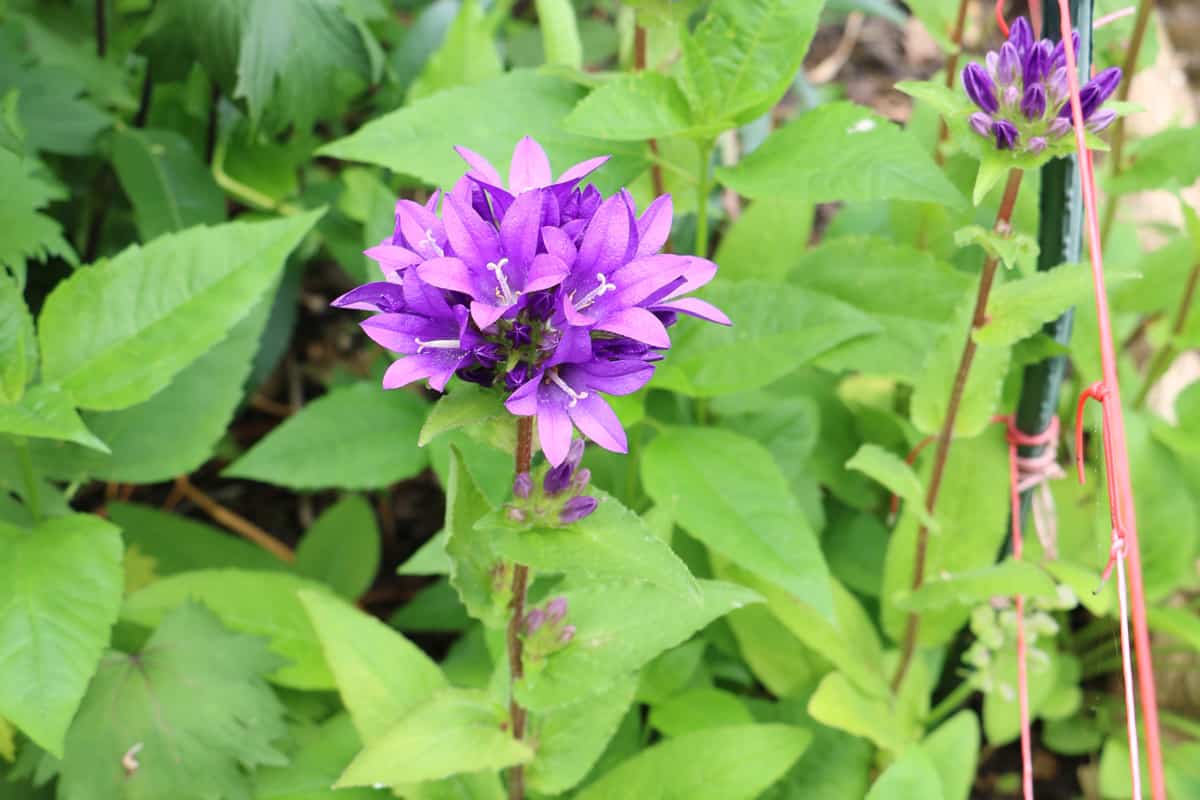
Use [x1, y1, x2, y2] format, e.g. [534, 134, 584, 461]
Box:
[414, 337, 460, 353]
[421, 228, 445, 258]
[487, 257, 518, 305]
[847, 119, 876, 134]
[573, 272, 617, 310]
[547, 370, 588, 408]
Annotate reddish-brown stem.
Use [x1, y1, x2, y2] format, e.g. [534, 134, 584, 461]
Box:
[934, 0, 972, 166]
[634, 26, 668, 202]
[173, 476, 295, 563]
[892, 169, 1024, 692]
[1135, 259, 1200, 406]
[506, 416, 533, 800]
[1099, 0, 1155, 244]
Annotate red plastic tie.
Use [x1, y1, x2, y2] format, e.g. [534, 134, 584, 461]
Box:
[995, 0, 1011, 36]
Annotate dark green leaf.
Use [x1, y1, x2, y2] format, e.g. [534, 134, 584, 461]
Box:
[0, 148, 76, 284]
[295, 495, 381, 600]
[110, 128, 226, 240]
[108, 501, 285, 575]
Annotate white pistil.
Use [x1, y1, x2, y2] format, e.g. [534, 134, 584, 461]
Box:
[421, 228, 445, 258]
[548, 370, 588, 408]
[487, 257, 518, 305]
[572, 272, 617, 310]
[414, 337, 460, 353]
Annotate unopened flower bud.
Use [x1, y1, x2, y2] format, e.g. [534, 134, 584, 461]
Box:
[513, 472, 532, 499]
[1086, 109, 1117, 133]
[558, 624, 576, 644]
[570, 467, 591, 491]
[1026, 136, 1047, 155]
[996, 42, 1020, 86]
[993, 120, 1020, 150]
[506, 506, 527, 523]
[969, 112, 993, 138]
[545, 596, 568, 623]
[1021, 84, 1046, 121]
[963, 64, 998, 114]
[1003, 85, 1020, 109]
[1047, 117, 1072, 139]
[559, 495, 598, 525]
[524, 609, 545, 635]
[544, 439, 586, 496]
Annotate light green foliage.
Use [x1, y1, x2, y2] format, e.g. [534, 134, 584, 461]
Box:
[924, 712, 980, 800]
[419, 384, 508, 446]
[409, 0, 502, 101]
[0, 385, 108, 452]
[0, 148, 75, 283]
[897, 558, 1059, 612]
[443, 448, 505, 628]
[225, 382, 428, 489]
[528, 677, 637, 794]
[846, 444, 937, 532]
[977, 264, 1136, 347]
[0, 515, 123, 756]
[715, 196, 814, 282]
[534, 0, 583, 68]
[0, 278, 35, 403]
[954, 224, 1039, 273]
[254, 713, 379, 800]
[1109, 124, 1200, 195]
[57, 603, 288, 800]
[110, 128, 226, 240]
[864, 746, 945, 800]
[38, 211, 320, 411]
[649, 688, 755, 737]
[295, 495, 381, 599]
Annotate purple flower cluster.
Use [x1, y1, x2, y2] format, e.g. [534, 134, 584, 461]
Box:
[334, 137, 727, 466]
[511, 439, 597, 525]
[962, 17, 1121, 153]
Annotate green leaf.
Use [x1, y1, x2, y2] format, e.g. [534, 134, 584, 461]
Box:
[235, 0, 372, 129]
[29, 295, 271, 482]
[649, 688, 755, 737]
[975, 263, 1136, 347]
[298, 589, 444, 743]
[788, 237, 972, 380]
[864, 745, 945, 800]
[397, 529, 451, 576]
[643, 427, 832, 618]
[0, 515, 122, 757]
[295, 495, 380, 600]
[141, 0, 247, 89]
[535, 0, 583, 68]
[517, 579, 761, 711]
[336, 689, 533, 788]
[846, 444, 937, 532]
[0, 276, 34, 403]
[443, 448, 504, 627]
[38, 211, 321, 411]
[108, 501, 285, 575]
[123, 569, 337, 689]
[911, 294, 1010, 438]
[479, 492, 699, 601]
[650, 281, 880, 397]
[528, 677, 637, 794]
[0, 37, 111, 156]
[982, 646, 1060, 744]
[563, 72, 697, 141]
[1109, 124, 1200, 195]
[57, 603, 288, 800]
[899, 3, 959, 51]
[723, 601, 821, 698]
[677, 0, 825, 130]
[808, 672, 908, 753]
[714, 195, 813, 283]
[953, 224, 1039, 273]
[1148, 606, 1200, 652]
[110, 128, 226, 241]
[408, 0, 502, 102]
[716, 102, 967, 210]
[574, 724, 810, 800]
[390, 577, 471, 633]
[0, 385, 108, 451]
[897, 558, 1059, 612]
[255, 712, 379, 800]
[924, 711, 980, 800]
[225, 382, 428, 490]
[320, 70, 647, 195]
[419, 384, 507, 446]
[881, 428, 1010, 644]
[0, 148, 75, 283]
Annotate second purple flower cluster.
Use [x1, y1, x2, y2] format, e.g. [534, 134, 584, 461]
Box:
[334, 137, 728, 466]
[963, 17, 1121, 153]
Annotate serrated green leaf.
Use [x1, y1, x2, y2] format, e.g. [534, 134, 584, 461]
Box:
[110, 128, 225, 241]
[846, 444, 938, 532]
[0, 148, 76, 284]
[716, 102, 966, 210]
[123, 569, 337, 689]
[677, 0, 825, 130]
[419, 384, 507, 446]
[528, 677, 637, 794]
[643, 427, 832, 618]
[650, 281, 879, 397]
[224, 382, 428, 490]
[38, 211, 321, 411]
[480, 491, 699, 601]
[57, 604, 288, 800]
[0, 277, 34, 403]
[298, 590, 444, 743]
[443, 448, 505, 628]
[320, 70, 647, 195]
[0, 515, 123, 757]
[896, 558, 1058, 612]
[575, 724, 810, 800]
[563, 72, 697, 141]
[517, 579, 761, 711]
[337, 689, 532, 787]
[141, 0, 247, 88]
[0, 385, 107, 452]
[954, 223, 1039, 272]
[408, 0, 501, 102]
[295, 495, 380, 600]
[535, 0, 583, 69]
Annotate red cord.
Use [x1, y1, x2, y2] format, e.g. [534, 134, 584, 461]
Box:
[1057, 2, 1166, 796]
[995, 0, 1010, 36]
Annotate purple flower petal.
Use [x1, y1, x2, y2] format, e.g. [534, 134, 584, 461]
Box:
[364, 243, 422, 279]
[567, 394, 627, 454]
[635, 194, 673, 257]
[331, 282, 406, 312]
[570, 360, 654, 396]
[556, 155, 609, 186]
[1008, 17, 1033, 54]
[454, 145, 503, 186]
[470, 301, 509, 330]
[994, 119, 1020, 150]
[1021, 83, 1046, 120]
[505, 373, 542, 416]
[969, 112, 994, 138]
[542, 225, 578, 266]
[595, 306, 671, 348]
[656, 297, 731, 325]
[576, 195, 633, 276]
[499, 190, 543, 268]
[996, 42, 1020, 85]
[1087, 109, 1117, 133]
[417, 256, 477, 296]
[537, 399, 574, 466]
[963, 64, 998, 114]
[524, 253, 569, 293]
[443, 194, 502, 269]
[509, 136, 553, 194]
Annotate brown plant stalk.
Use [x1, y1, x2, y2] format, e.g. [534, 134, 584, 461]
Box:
[506, 416, 534, 800]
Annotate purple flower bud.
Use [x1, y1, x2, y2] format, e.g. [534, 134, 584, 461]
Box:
[545, 596, 568, 623]
[544, 439, 585, 495]
[524, 609, 545, 635]
[986, 51, 1000, 79]
[963, 64, 998, 114]
[1008, 17, 1033, 54]
[1051, 32, 1080, 71]
[514, 472, 532, 499]
[1047, 67, 1069, 107]
[1048, 117, 1072, 138]
[506, 506, 527, 523]
[1026, 136, 1048, 155]
[1023, 41, 1052, 85]
[570, 467, 591, 491]
[558, 624, 576, 644]
[993, 119, 1020, 150]
[996, 42, 1021, 86]
[969, 112, 994, 138]
[1082, 67, 1122, 111]
[1087, 109, 1117, 133]
[1021, 83, 1046, 120]
[1003, 85, 1020, 108]
[508, 323, 532, 348]
[559, 495, 598, 525]
[504, 363, 530, 392]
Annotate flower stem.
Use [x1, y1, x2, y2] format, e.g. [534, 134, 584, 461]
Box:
[506, 416, 533, 800]
[933, 0, 971, 166]
[1099, 0, 1155, 245]
[694, 141, 713, 257]
[893, 168, 1025, 692]
[1134, 258, 1200, 407]
[95, 0, 107, 58]
[174, 476, 294, 562]
[925, 678, 976, 727]
[634, 26, 669, 204]
[16, 439, 42, 523]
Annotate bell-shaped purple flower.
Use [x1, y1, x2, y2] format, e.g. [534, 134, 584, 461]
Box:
[963, 64, 999, 114]
[994, 119, 1020, 150]
[1021, 83, 1047, 120]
